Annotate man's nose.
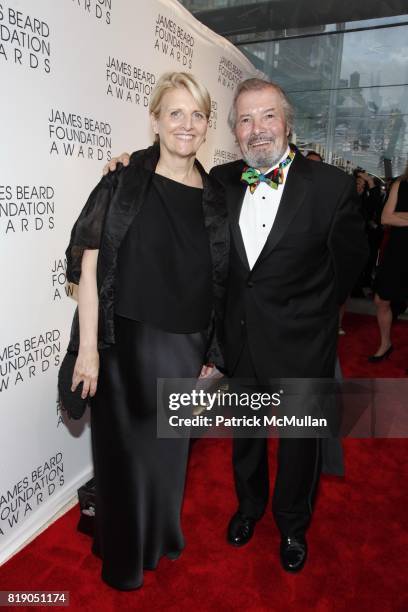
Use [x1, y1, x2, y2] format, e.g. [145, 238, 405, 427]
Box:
[252, 117, 263, 134]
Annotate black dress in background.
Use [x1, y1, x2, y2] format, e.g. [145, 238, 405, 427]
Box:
[91, 174, 213, 590]
[375, 180, 408, 300]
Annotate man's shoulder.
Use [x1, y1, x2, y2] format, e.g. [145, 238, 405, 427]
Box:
[300, 155, 353, 188]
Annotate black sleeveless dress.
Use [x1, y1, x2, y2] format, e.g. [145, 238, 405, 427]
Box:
[91, 174, 213, 590]
[374, 180, 408, 300]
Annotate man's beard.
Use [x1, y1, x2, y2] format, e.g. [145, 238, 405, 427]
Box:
[243, 138, 287, 169]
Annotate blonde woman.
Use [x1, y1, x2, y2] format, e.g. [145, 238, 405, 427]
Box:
[66, 72, 229, 589]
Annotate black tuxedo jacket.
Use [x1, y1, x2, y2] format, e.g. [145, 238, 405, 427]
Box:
[210, 152, 369, 379]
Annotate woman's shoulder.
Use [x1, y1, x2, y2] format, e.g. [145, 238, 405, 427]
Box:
[129, 144, 160, 170]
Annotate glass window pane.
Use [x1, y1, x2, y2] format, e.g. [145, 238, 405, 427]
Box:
[239, 23, 408, 176]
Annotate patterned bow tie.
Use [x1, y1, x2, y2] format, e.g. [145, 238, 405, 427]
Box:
[241, 148, 295, 193]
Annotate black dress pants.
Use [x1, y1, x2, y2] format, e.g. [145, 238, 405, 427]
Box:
[231, 341, 321, 538]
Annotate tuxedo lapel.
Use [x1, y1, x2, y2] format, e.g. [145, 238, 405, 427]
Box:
[224, 166, 250, 269]
[252, 154, 311, 271]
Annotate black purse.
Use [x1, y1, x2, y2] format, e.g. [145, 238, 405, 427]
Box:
[58, 351, 89, 419]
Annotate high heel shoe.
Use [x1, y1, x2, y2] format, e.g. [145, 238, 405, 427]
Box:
[368, 345, 393, 362]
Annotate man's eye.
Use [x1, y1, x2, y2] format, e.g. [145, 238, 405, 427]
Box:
[240, 117, 250, 124]
[265, 114, 274, 119]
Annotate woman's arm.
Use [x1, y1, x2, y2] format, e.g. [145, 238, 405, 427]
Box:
[72, 249, 99, 399]
[381, 181, 408, 227]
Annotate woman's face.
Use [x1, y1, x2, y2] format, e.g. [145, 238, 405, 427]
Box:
[151, 87, 208, 159]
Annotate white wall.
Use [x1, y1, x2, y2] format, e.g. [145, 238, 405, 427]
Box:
[0, 0, 260, 563]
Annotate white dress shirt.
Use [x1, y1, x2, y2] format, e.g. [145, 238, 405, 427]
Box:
[239, 147, 294, 269]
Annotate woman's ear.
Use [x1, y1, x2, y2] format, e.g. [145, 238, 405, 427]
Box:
[150, 113, 158, 137]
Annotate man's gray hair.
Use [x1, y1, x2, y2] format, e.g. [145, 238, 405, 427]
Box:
[228, 78, 294, 138]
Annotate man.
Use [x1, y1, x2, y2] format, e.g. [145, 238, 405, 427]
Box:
[104, 78, 368, 573]
[210, 78, 367, 573]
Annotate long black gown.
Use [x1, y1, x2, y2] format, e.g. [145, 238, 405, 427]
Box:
[91, 173, 213, 590]
[374, 180, 408, 300]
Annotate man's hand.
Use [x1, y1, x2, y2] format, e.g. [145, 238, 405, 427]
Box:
[103, 152, 130, 175]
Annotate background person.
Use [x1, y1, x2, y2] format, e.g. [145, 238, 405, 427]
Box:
[353, 169, 385, 295]
[65, 72, 229, 590]
[369, 163, 408, 361]
[305, 150, 323, 162]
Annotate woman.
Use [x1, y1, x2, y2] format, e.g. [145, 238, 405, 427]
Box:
[65, 72, 229, 589]
[369, 164, 408, 361]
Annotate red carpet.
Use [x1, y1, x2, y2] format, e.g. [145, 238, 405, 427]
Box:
[338, 311, 408, 378]
[1, 313, 407, 611]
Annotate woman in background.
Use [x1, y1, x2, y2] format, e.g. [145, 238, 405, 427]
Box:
[369, 163, 408, 361]
[66, 72, 229, 590]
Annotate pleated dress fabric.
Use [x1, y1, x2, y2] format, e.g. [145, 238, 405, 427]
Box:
[91, 174, 213, 590]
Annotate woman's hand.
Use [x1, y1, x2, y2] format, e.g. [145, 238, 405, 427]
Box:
[72, 347, 99, 399]
[199, 364, 223, 379]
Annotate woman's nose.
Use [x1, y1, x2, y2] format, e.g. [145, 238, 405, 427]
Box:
[181, 115, 193, 130]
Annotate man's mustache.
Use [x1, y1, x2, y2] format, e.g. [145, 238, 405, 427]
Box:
[248, 136, 275, 146]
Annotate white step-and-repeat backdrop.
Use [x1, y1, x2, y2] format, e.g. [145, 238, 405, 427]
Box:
[0, 0, 261, 563]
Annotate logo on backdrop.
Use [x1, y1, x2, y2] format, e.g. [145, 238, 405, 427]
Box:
[0, 330, 61, 393]
[70, 0, 111, 25]
[208, 100, 218, 131]
[218, 56, 242, 90]
[213, 149, 239, 166]
[106, 56, 156, 106]
[0, 2, 51, 73]
[51, 258, 77, 301]
[0, 184, 55, 235]
[154, 12, 194, 69]
[48, 109, 112, 161]
[0, 452, 64, 537]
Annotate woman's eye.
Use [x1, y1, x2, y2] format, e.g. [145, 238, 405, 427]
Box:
[170, 110, 182, 119]
[193, 112, 205, 120]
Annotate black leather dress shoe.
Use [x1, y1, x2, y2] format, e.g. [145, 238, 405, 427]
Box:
[280, 536, 307, 573]
[368, 345, 393, 362]
[227, 512, 256, 547]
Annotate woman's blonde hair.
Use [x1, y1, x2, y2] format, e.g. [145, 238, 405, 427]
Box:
[149, 71, 211, 120]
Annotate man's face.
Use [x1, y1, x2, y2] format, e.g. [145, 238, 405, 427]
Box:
[234, 86, 290, 171]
